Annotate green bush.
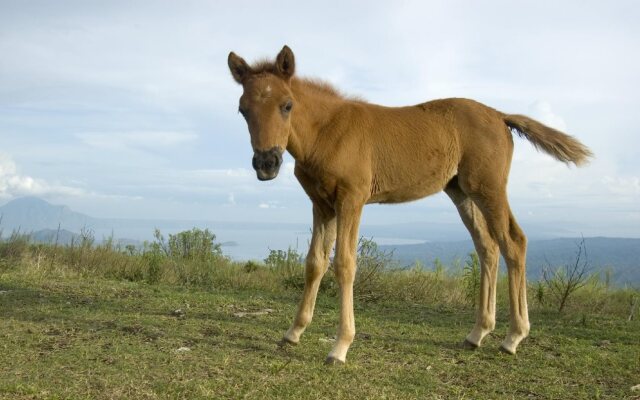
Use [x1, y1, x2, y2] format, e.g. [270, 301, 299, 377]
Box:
[151, 228, 222, 261]
[0, 231, 31, 262]
[144, 251, 163, 284]
[462, 252, 480, 307]
[243, 260, 260, 273]
[353, 238, 395, 302]
[264, 247, 304, 289]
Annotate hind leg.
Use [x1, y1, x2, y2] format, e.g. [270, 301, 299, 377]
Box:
[466, 189, 530, 354]
[445, 178, 500, 348]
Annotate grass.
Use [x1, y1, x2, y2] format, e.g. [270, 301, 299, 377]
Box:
[1, 270, 639, 400]
[0, 231, 639, 399]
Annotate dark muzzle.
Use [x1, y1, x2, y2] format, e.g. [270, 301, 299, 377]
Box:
[252, 147, 283, 181]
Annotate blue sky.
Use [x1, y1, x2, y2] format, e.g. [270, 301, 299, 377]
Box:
[1, 0, 639, 238]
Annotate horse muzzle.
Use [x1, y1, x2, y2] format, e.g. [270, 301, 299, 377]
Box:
[252, 147, 283, 181]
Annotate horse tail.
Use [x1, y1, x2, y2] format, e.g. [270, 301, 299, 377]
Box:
[503, 114, 593, 166]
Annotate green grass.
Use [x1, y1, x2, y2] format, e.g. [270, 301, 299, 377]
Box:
[1, 270, 639, 400]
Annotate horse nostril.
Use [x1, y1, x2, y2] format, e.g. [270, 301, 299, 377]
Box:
[264, 159, 274, 170]
[253, 147, 283, 173]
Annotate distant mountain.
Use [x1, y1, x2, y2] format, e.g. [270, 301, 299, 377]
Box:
[0, 197, 99, 233]
[0, 197, 313, 257]
[29, 228, 80, 245]
[0, 197, 142, 245]
[380, 237, 640, 286]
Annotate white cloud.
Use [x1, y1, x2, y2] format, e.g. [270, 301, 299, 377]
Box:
[0, 153, 86, 199]
[258, 201, 283, 209]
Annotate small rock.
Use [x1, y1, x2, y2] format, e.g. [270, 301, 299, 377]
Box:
[175, 347, 191, 353]
[233, 308, 274, 318]
[426, 365, 432, 371]
[319, 337, 336, 344]
[171, 309, 186, 318]
[0, 290, 10, 295]
[631, 384, 640, 392]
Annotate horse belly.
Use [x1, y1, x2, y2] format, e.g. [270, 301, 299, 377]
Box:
[369, 161, 457, 204]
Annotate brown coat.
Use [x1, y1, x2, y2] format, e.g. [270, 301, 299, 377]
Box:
[228, 45, 592, 364]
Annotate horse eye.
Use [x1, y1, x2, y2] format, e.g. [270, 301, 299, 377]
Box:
[282, 100, 293, 114]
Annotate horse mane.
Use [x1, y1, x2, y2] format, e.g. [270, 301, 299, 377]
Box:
[248, 59, 358, 102]
[297, 78, 347, 100]
[296, 78, 366, 103]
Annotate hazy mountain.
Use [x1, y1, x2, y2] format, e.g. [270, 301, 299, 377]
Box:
[0, 196, 306, 238]
[380, 237, 640, 286]
[0, 197, 311, 258]
[29, 228, 81, 245]
[0, 197, 99, 233]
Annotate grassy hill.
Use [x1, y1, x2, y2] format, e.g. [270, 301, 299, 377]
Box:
[1, 273, 639, 399]
[1, 231, 639, 399]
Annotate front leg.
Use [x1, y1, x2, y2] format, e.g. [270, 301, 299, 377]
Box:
[326, 196, 364, 364]
[282, 203, 336, 344]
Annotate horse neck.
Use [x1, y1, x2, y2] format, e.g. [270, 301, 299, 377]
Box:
[287, 79, 344, 162]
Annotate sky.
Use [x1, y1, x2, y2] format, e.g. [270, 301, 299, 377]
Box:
[0, 0, 639, 238]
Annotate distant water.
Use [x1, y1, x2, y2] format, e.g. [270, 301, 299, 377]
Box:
[214, 228, 427, 261]
[216, 228, 312, 261]
[66, 223, 430, 262]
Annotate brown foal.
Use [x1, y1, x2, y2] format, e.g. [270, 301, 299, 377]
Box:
[228, 45, 592, 364]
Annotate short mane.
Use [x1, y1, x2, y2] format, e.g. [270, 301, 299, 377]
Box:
[297, 78, 345, 99]
[249, 59, 360, 102]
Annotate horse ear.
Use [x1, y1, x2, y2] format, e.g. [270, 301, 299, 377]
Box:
[228, 52, 251, 84]
[275, 45, 295, 80]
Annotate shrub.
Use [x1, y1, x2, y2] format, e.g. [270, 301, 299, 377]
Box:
[243, 260, 260, 273]
[144, 250, 163, 284]
[535, 281, 545, 306]
[0, 231, 31, 261]
[170, 228, 220, 260]
[542, 238, 591, 312]
[264, 247, 304, 289]
[462, 252, 480, 307]
[353, 238, 395, 302]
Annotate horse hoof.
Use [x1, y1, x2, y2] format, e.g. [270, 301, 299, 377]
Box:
[278, 337, 298, 348]
[499, 344, 516, 355]
[462, 339, 479, 350]
[324, 356, 345, 366]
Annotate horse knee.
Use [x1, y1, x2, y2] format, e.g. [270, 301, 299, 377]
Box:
[305, 254, 327, 284]
[333, 253, 356, 284]
[478, 244, 500, 266]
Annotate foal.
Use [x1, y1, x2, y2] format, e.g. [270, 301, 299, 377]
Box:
[228, 45, 592, 364]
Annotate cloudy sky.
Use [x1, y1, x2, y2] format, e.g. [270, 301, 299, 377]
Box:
[1, 0, 639, 238]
